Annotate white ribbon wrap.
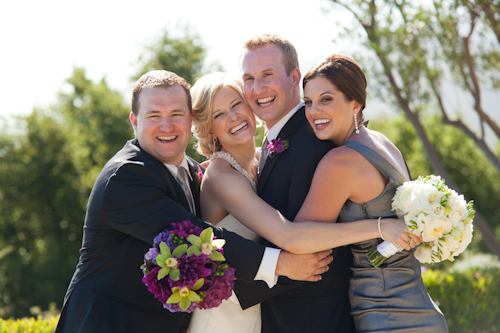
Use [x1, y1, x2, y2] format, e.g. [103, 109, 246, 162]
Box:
[376, 240, 400, 258]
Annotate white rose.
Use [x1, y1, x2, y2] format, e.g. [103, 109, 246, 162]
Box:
[393, 182, 418, 213]
[412, 184, 443, 214]
[405, 212, 429, 236]
[452, 222, 474, 256]
[421, 216, 452, 242]
[440, 234, 461, 260]
[414, 243, 434, 263]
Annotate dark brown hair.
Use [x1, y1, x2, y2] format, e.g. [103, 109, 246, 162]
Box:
[303, 54, 367, 120]
[131, 70, 191, 115]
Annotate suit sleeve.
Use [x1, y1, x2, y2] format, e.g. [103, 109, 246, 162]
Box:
[102, 161, 266, 282]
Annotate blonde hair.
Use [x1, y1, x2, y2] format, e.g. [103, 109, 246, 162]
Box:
[191, 72, 246, 158]
[242, 33, 299, 75]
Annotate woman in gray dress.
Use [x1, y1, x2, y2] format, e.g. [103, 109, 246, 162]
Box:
[297, 54, 448, 332]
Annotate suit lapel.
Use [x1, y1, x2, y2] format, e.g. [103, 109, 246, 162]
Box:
[257, 107, 307, 192]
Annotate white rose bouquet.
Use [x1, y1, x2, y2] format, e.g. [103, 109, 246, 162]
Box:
[367, 175, 475, 267]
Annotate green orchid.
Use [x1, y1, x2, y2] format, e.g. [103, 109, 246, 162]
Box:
[156, 242, 187, 281]
[186, 227, 226, 262]
[167, 278, 204, 310]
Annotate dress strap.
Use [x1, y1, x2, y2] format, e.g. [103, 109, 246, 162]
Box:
[343, 141, 407, 185]
[210, 152, 257, 192]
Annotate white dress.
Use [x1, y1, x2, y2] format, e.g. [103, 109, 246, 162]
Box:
[187, 152, 261, 333]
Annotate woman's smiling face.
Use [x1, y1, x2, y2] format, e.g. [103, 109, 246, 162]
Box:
[304, 76, 360, 145]
[211, 86, 257, 150]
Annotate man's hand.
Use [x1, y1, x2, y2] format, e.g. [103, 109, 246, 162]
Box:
[275, 249, 333, 282]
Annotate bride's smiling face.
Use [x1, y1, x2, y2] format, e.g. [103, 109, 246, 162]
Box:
[304, 76, 360, 146]
[211, 86, 257, 150]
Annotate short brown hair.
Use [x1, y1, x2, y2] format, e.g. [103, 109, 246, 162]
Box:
[191, 72, 247, 157]
[131, 70, 191, 115]
[303, 54, 367, 120]
[242, 33, 299, 75]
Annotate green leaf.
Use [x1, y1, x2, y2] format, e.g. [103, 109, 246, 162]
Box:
[200, 227, 214, 244]
[180, 297, 191, 310]
[169, 268, 180, 281]
[187, 235, 202, 247]
[173, 244, 188, 258]
[192, 278, 204, 290]
[209, 251, 225, 262]
[157, 267, 170, 280]
[187, 245, 201, 257]
[167, 293, 182, 304]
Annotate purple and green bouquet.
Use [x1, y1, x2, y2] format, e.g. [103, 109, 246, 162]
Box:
[141, 220, 236, 312]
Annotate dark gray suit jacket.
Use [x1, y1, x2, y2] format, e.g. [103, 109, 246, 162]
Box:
[56, 139, 266, 333]
[234, 107, 356, 333]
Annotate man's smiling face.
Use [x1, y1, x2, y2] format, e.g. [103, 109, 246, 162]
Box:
[130, 85, 192, 166]
[241, 43, 300, 129]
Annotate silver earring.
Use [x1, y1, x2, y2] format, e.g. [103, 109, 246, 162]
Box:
[212, 138, 217, 155]
[354, 113, 360, 134]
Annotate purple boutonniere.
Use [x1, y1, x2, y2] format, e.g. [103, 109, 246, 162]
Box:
[267, 138, 289, 158]
[196, 165, 204, 188]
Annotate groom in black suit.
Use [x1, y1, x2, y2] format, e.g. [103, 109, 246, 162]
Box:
[235, 34, 356, 332]
[55, 70, 331, 333]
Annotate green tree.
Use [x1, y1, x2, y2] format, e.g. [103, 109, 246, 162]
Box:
[0, 111, 82, 318]
[132, 24, 208, 85]
[0, 68, 133, 318]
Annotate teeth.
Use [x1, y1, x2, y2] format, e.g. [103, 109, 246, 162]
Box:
[258, 96, 275, 106]
[157, 136, 176, 141]
[314, 119, 331, 125]
[230, 121, 248, 134]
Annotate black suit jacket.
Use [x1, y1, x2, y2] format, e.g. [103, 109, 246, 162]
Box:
[56, 139, 266, 333]
[234, 107, 356, 333]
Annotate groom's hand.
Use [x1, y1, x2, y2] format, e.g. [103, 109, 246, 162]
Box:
[275, 249, 333, 282]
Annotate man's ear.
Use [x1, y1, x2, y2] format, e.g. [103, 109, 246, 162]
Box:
[130, 112, 138, 135]
[290, 68, 302, 89]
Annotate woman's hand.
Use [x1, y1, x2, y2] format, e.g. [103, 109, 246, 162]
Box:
[381, 219, 422, 251]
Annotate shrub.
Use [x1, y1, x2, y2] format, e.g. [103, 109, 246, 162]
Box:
[0, 315, 58, 333]
[423, 268, 500, 333]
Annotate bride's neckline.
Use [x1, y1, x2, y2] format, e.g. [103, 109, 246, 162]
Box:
[210, 151, 257, 192]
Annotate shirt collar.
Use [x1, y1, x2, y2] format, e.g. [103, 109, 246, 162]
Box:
[164, 155, 193, 181]
[265, 101, 304, 142]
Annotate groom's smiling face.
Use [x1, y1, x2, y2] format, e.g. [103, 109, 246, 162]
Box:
[241, 43, 300, 129]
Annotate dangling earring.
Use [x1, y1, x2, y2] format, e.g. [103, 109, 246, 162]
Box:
[212, 138, 218, 155]
[354, 113, 360, 134]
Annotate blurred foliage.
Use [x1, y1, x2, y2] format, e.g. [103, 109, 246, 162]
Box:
[132, 23, 222, 85]
[0, 315, 58, 333]
[423, 267, 500, 332]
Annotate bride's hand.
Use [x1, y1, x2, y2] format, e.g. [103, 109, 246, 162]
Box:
[381, 219, 422, 251]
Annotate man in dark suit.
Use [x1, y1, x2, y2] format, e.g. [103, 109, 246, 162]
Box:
[236, 34, 356, 332]
[55, 70, 332, 333]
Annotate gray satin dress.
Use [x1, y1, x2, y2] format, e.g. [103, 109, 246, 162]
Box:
[338, 141, 448, 333]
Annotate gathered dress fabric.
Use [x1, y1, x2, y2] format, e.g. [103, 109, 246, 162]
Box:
[339, 141, 449, 333]
[187, 152, 261, 333]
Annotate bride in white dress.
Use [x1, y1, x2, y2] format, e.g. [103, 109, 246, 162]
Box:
[186, 73, 417, 333]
